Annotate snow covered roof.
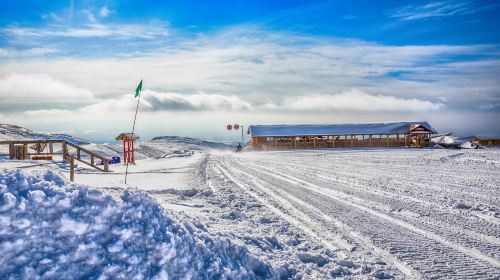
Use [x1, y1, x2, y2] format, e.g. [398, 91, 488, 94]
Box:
[248, 122, 437, 137]
[115, 133, 140, 140]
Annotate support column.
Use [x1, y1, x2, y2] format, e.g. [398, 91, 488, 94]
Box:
[9, 143, 14, 159]
[387, 134, 390, 146]
[294, 137, 297, 149]
[70, 156, 75, 182]
[369, 135, 372, 147]
[62, 141, 67, 162]
[332, 136, 335, 148]
[123, 140, 127, 163]
[131, 140, 135, 163]
[313, 137, 316, 148]
[351, 135, 354, 147]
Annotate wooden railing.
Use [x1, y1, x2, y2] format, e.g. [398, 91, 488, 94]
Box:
[0, 140, 109, 172]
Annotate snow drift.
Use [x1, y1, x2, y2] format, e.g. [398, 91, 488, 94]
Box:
[0, 169, 274, 279]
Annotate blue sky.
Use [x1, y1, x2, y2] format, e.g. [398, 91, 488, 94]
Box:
[0, 0, 499, 141]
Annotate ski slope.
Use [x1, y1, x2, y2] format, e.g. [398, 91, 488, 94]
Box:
[1, 124, 499, 278]
[205, 149, 500, 279]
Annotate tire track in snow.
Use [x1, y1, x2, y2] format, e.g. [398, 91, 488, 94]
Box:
[240, 160, 500, 270]
[218, 156, 422, 279]
[259, 159, 500, 249]
[213, 156, 350, 254]
[256, 157, 500, 234]
[261, 156, 500, 201]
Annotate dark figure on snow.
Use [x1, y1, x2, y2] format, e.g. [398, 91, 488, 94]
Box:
[236, 143, 243, 152]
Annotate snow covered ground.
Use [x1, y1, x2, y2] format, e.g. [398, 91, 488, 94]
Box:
[0, 169, 274, 279]
[1, 125, 499, 279]
[202, 149, 500, 279]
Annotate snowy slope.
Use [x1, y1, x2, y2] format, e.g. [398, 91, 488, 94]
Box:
[2, 123, 499, 279]
[201, 149, 500, 279]
[0, 124, 235, 161]
[0, 169, 274, 279]
[0, 124, 89, 145]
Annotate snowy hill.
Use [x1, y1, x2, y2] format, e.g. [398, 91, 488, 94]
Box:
[0, 169, 274, 279]
[0, 124, 235, 160]
[151, 136, 236, 150]
[0, 124, 90, 145]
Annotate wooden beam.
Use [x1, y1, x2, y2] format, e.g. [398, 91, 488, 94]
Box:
[369, 135, 372, 147]
[70, 156, 75, 182]
[351, 135, 354, 147]
[332, 136, 335, 148]
[62, 141, 67, 162]
[294, 137, 297, 149]
[9, 143, 14, 159]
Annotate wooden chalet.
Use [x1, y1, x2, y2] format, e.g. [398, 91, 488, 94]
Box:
[475, 136, 500, 146]
[247, 122, 437, 150]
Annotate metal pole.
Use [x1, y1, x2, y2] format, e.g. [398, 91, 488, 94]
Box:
[241, 125, 244, 144]
[125, 81, 143, 185]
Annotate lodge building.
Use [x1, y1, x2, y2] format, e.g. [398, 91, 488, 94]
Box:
[247, 122, 437, 150]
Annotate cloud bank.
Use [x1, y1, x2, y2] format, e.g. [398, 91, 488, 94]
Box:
[278, 90, 443, 112]
[0, 73, 94, 104]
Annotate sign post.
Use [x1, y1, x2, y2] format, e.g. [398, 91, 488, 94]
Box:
[226, 123, 245, 144]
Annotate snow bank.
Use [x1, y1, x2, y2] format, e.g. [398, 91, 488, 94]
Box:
[0, 169, 274, 279]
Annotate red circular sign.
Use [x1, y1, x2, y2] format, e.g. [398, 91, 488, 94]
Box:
[226, 124, 233, 130]
[233, 124, 240, 130]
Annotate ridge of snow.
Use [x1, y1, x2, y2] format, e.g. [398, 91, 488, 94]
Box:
[0, 169, 275, 279]
[0, 124, 90, 145]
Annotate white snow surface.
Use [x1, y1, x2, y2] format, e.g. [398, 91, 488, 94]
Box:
[0, 169, 274, 279]
[1, 124, 500, 279]
[0, 124, 89, 145]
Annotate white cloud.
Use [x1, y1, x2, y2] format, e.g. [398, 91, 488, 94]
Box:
[0, 73, 94, 104]
[82, 9, 97, 23]
[389, 1, 493, 20]
[79, 90, 253, 112]
[3, 22, 168, 39]
[99, 6, 110, 17]
[1, 26, 498, 138]
[277, 89, 443, 112]
[142, 91, 253, 111]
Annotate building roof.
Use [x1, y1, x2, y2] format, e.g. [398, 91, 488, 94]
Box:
[115, 133, 140, 140]
[248, 122, 437, 137]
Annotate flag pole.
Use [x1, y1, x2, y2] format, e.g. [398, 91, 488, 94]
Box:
[125, 80, 143, 185]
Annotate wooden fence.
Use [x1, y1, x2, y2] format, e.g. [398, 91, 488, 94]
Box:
[0, 140, 109, 172]
[250, 133, 431, 150]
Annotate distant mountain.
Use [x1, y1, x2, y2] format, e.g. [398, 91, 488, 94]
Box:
[151, 136, 236, 150]
[0, 124, 90, 145]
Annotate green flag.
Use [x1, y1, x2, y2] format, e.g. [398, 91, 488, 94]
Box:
[134, 80, 142, 98]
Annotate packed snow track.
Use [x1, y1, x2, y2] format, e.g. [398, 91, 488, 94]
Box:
[211, 149, 500, 279]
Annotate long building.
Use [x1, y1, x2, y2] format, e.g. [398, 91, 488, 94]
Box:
[247, 121, 437, 150]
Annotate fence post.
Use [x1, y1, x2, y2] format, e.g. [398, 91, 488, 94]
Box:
[9, 143, 14, 159]
[70, 156, 75, 182]
[62, 141, 67, 162]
